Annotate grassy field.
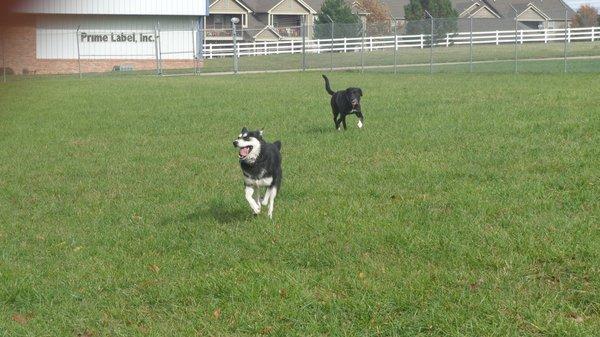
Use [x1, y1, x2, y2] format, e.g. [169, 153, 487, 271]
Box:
[0, 72, 599, 336]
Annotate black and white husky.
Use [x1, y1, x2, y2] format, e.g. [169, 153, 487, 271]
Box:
[233, 127, 282, 219]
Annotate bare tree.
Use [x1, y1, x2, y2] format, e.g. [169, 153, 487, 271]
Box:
[354, 0, 391, 23]
[354, 0, 392, 35]
[571, 4, 599, 28]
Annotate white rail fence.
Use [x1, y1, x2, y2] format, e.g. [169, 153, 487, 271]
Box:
[202, 26, 600, 59]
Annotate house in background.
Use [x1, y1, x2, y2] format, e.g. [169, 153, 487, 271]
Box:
[206, 0, 252, 41]
[379, 0, 574, 30]
[454, 0, 575, 29]
[206, 0, 317, 42]
[204, 0, 576, 43]
[456, 1, 501, 19]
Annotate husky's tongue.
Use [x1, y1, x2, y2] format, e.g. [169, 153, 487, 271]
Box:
[239, 147, 251, 157]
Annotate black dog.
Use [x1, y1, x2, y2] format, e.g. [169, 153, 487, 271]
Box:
[233, 127, 282, 218]
[322, 74, 364, 130]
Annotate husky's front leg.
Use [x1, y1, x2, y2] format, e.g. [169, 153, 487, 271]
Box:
[267, 187, 278, 219]
[254, 188, 261, 207]
[261, 188, 271, 206]
[245, 186, 261, 215]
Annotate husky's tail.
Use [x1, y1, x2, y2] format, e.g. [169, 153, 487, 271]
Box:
[322, 75, 335, 95]
[274, 141, 282, 151]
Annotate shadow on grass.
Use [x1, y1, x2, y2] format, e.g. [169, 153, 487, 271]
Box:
[157, 199, 249, 226]
[303, 124, 334, 134]
[185, 199, 249, 225]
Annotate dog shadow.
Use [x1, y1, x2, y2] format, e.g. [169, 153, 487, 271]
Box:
[184, 199, 249, 225]
[303, 125, 332, 135]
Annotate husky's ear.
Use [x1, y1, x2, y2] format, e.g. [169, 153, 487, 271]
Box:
[259, 130, 264, 137]
[241, 127, 248, 135]
[358, 88, 363, 97]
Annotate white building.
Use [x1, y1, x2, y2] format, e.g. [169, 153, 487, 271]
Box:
[3, 0, 208, 74]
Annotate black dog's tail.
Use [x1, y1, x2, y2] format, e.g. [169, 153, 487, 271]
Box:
[274, 141, 282, 151]
[322, 75, 335, 96]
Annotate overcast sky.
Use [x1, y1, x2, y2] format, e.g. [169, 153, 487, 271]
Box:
[565, 0, 600, 10]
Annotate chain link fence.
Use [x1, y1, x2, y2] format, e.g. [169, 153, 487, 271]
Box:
[1, 18, 600, 81]
[205, 18, 599, 75]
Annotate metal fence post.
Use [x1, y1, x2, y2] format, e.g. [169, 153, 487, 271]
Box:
[514, 22, 518, 73]
[192, 24, 197, 75]
[424, 11, 433, 74]
[431, 18, 434, 74]
[153, 23, 160, 75]
[360, 21, 365, 73]
[197, 17, 205, 74]
[157, 21, 163, 75]
[393, 18, 398, 74]
[564, 9, 568, 73]
[232, 18, 239, 74]
[302, 15, 306, 71]
[510, 5, 518, 74]
[2, 28, 6, 83]
[76, 26, 82, 79]
[469, 17, 473, 73]
[330, 20, 334, 72]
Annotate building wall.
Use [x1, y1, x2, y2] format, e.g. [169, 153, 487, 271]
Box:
[518, 8, 547, 22]
[37, 15, 198, 60]
[1, 14, 200, 75]
[471, 7, 498, 18]
[206, 14, 243, 28]
[254, 28, 280, 41]
[274, 15, 302, 27]
[271, 0, 310, 14]
[210, 0, 248, 14]
[547, 20, 568, 28]
[1, 15, 37, 74]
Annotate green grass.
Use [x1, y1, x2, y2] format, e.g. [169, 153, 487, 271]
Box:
[0, 72, 599, 336]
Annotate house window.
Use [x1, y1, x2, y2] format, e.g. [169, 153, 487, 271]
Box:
[273, 15, 302, 27]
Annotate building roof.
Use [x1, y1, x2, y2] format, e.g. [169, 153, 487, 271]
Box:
[475, 0, 574, 20]
[303, 0, 574, 20]
[18, 0, 208, 16]
[209, 0, 253, 12]
[240, 0, 317, 13]
[380, 0, 411, 19]
[241, 0, 279, 12]
[211, 0, 576, 34]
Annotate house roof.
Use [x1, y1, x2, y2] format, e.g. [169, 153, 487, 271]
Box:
[303, 0, 573, 20]
[209, 0, 253, 12]
[303, 0, 403, 17]
[477, 0, 574, 20]
[212, 0, 575, 30]
[380, 0, 411, 19]
[242, 0, 317, 13]
[241, 0, 279, 12]
[252, 25, 283, 38]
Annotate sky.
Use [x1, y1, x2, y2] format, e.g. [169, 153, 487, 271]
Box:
[565, 0, 600, 10]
